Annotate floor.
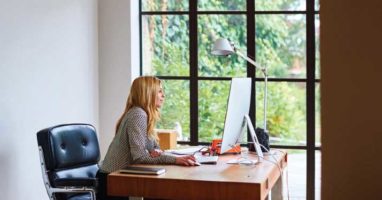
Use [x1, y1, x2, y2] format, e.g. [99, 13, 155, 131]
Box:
[286, 151, 321, 200]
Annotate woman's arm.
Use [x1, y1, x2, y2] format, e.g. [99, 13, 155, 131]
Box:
[127, 110, 176, 164]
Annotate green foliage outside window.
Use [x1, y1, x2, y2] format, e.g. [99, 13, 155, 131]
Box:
[198, 14, 247, 77]
[198, 81, 230, 142]
[159, 80, 191, 140]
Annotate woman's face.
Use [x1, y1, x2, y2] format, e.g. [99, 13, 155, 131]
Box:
[155, 84, 165, 108]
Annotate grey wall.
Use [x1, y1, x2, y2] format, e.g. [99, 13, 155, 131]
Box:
[0, 0, 98, 199]
[321, 0, 382, 199]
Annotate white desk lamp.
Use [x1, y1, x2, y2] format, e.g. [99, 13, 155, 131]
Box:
[211, 38, 269, 132]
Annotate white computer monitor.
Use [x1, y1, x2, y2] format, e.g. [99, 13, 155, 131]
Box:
[220, 78, 264, 160]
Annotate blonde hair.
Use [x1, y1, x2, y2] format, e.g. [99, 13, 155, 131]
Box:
[115, 76, 161, 141]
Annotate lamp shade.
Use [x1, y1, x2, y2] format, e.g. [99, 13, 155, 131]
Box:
[211, 38, 235, 56]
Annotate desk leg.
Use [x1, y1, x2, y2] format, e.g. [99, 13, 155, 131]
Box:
[270, 168, 286, 200]
[129, 197, 143, 200]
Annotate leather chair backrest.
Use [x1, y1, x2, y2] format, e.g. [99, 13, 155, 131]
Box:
[37, 124, 100, 186]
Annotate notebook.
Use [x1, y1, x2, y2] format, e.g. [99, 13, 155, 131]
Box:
[119, 166, 166, 175]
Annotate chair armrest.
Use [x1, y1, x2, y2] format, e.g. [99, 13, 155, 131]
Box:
[54, 177, 97, 187]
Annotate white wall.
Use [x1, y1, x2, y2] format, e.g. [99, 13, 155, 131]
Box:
[98, 0, 139, 157]
[0, 0, 98, 199]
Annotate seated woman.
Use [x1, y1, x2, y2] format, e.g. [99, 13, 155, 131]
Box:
[97, 76, 196, 200]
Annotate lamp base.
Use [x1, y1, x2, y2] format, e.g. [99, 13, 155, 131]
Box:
[249, 127, 270, 152]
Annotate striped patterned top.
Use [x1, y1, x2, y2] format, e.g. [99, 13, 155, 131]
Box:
[100, 107, 176, 173]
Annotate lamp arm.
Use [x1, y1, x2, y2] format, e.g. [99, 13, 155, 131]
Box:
[235, 50, 267, 76]
[235, 49, 268, 131]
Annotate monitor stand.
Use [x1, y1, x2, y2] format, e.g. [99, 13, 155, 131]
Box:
[244, 115, 264, 162]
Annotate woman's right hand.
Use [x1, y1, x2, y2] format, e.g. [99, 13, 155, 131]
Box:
[175, 155, 197, 166]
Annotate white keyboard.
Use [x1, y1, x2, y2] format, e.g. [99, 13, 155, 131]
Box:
[196, 156, 219, 164]
[165, 146, 205, 155]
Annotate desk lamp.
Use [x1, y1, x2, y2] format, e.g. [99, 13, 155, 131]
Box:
[211, 38, 269, 134]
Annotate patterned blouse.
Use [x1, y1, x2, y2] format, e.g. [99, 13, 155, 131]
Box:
[100, 107, 176, 173]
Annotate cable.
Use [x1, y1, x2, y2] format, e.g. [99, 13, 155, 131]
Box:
[286, 162, 290, 200]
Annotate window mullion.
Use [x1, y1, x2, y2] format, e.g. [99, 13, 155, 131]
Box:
[189, 0, 198, 145]
[247, 0, 257, 148]
[306, 0, 316, 200]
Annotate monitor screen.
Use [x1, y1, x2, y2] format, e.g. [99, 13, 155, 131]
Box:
[220, 78, 252, 154]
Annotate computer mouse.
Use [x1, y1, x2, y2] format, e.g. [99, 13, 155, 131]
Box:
[187, 159, 201, 166]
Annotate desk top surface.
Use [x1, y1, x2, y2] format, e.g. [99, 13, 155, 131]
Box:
[108, 150, 287, 200]
[110, 150, 286, 183]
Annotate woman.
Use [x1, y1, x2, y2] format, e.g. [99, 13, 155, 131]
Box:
[97, 76, 196, 200]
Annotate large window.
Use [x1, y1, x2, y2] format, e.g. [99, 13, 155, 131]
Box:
[140, 0, 320, 199]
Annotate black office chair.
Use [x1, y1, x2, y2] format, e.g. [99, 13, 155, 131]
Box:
[37, 123, 100, 200]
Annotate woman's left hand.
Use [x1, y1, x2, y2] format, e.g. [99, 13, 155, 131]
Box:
[149, 149, 163, 157]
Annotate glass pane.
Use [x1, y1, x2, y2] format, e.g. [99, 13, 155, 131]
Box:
[256, 82, 306, 145]
[142, 15, 189, 76]
[157, 80, 190, 141]
[315, 150, 322, 200]
[315, 14, 320, 79]
[255, 0, 306, 11]
[198, 0, 246, 11]
[315, 0, 320, 11]
[198, 14, 247, 77]
[315, 83, 321, 146]
[256, 14, 306, 78]
[198, 80, 230, 142]
[142, 0, 188, 11]
[287, 150, 307, 199]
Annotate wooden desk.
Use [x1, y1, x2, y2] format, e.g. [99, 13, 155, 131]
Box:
[108, 151, 287, 200]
